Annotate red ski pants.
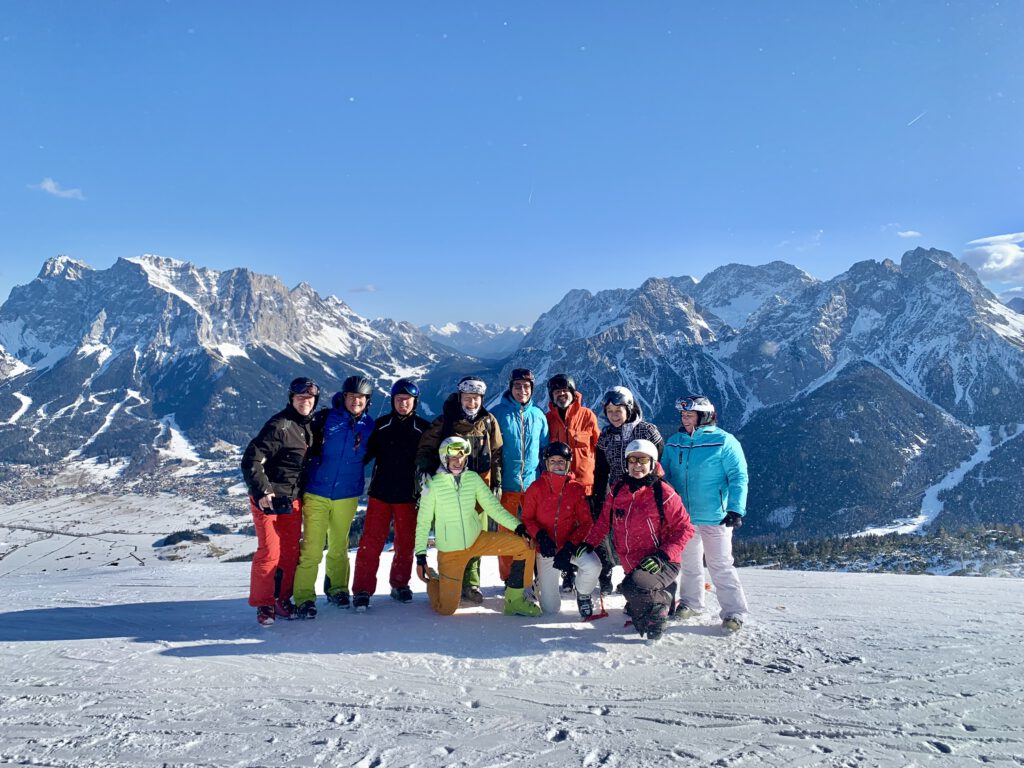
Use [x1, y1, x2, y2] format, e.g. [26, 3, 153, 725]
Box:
[352, 497, 418, 595]
[248, 496, 302, 607]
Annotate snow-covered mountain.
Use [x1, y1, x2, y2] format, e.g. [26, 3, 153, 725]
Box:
[421, 321, 530, 359]
[0, 255, 469, 469]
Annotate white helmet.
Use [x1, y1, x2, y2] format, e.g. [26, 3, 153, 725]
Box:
[624, 438, 658, 465]
[438, 435, 472, 466]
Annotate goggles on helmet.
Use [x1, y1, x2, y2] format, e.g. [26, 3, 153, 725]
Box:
[289, 379, 320, 397]
[391, 379, 420, 398]
[675, 395, 713, 412]
[457, 378, 487, 396]
[443, 442, 471, 458]
[603, 390, 632, 407]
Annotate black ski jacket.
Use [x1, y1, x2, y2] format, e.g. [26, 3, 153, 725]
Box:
[240, 404, 314, 501]
[365, 410, 431, 504]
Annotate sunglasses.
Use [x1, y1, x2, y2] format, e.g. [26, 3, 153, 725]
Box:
[627, 456, 652, 465]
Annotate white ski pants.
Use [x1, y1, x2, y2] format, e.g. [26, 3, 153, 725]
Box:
[536, 552, 602, 614]
[678, 524, 749, 620]
[570, 552, 604, 604]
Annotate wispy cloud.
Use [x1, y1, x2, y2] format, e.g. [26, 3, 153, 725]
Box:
[906, 110, 927, 127]
[963, 232, 1024, 281]
[350, 284, 378, 293]
[29, 177, 85, 200]
[897, 230, 922, 238]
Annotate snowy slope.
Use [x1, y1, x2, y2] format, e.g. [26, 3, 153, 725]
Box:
[1, 516, 1022, 766]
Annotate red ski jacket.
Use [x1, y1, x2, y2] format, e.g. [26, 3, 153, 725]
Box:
[522, 471, 593, 548]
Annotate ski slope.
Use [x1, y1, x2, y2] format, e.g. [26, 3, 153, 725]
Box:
[2, 549, 1022, 766]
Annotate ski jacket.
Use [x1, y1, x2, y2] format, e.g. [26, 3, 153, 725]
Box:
[365, 410, 431, 504]
[492, 392, 549, 493]
[522, 471, 592, 547]
[415, 469, 522, 554]
[545, 392, 600, 495]
[240, 404, 313, 501]
[661, 425, 748, 525]
[416, 393, 503, 490]
[593, 417, 664, 510]
[303, 407, 375, 500]
[585, 475, 693, 573]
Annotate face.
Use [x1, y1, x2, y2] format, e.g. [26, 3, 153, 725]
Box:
[446, 453, 468, 475]
[344, 392, 367, 416]
[545, 456, 569, 475]
[626, 453, 653, 478]
[460, 393, 482, 412]
[680, 411, 698, 434]
[291, 393, 316, 416]
[605, 404, 628, 427]
[393, 394, 415, 416]
[552, 388, 573, 408]
[510, 380, 532, 404]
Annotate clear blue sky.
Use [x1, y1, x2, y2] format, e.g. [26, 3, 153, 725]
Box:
[2, 2, 1022, 326]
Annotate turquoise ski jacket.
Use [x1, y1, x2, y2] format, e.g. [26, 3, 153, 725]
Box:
[491, 392, 549, 493]
[661, 425, 748, 525]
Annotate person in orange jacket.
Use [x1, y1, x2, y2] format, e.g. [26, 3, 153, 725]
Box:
[521, 442, 599, 617]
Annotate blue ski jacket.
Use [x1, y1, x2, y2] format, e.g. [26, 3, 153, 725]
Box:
[491, 392, 549, 493]
[661, 425, 748, 525]
[303, 407, 375, 501]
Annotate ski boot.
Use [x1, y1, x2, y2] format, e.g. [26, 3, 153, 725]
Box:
[576, 594, 593, 620]
[256, 606, 275, 626]
[352, 592, 371, 612]
[390, 586, 413, 603]
[672, 604, 701, 622]
[722, 617, 743, 633]
[296, 600, 318, 620]
[644, 605, 669, 643]
[560, 570, 576, 594]
[503, 587, 542, 617]
[327, 591, 350, 608]
[461, 586, 484, 605]
[274, 599, 295, 620]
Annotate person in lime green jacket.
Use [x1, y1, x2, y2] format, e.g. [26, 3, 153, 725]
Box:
[415, 436, 541, 617]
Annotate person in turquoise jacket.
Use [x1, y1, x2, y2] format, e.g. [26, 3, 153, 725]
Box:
[660, 395, 749, 632]
[294, 376, 376, 618]
[491, 367, 549, 582]
[415, 436, 542, 617]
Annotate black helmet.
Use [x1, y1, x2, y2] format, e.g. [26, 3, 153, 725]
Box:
[288, 377, 320, 408]
[342, 375, 374, 397]
[390, 378, 420, 398]
[510, 368, 535, 385]
[676, 394, 716, 427]
[543, 441, 573, 463]
[547, 373, 576, 396]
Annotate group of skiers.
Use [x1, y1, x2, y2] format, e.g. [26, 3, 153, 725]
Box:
[240, 368, 750, 642]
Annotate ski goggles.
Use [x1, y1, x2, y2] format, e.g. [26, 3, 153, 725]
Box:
[457, 379, 487, 396]
[290, 379, 320, 397]
[442, 442, 472, 458]
[675, 395, 711, 412]
[392, 381, 420, 398]
[603, 390, 632, 407]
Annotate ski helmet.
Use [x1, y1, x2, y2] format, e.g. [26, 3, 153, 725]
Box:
[390, 378, 420, 399]
[288, 377, 320, 407]
[342, 375, 374, 397]
[509, 367, 535, 386]
[624, 438, 659, 466]
[543, 441, 573, 463]
[601, 386, 634, 411]
[456, 376, 487, 396]
[675, 394, 716, 427]
[546, 373, 577, 397]
[438, 435, 472, 466]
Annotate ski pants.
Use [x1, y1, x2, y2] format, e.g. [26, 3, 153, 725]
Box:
[248, 496, 302, 607]
[536, 550, 602, 614]
[497, 491, 526, 583]
[352, 497, 417, 595]
[293, 493, 358, 605]
[621, 561, 680, 616]
[427, 532, 536, 616]
[678, 524, 749, 620]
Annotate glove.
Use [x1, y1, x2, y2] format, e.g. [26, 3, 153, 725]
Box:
[574, 542, 594, 559]
[552, 543, 575, 572]
[638, 553, 665, 574]
[415, 553, 430, 583]
[535, 529, 557, 558]
[721, 511, 743, 528]
[514, 523, 532, 545]
[417, 471, 432, 494]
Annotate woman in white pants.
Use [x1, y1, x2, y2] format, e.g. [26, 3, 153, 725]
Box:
[661, 395, 749, 632]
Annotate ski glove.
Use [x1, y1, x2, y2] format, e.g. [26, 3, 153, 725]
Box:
[514, 523, 532, 546]
[575, 542, 594, 559]
[552, 543, 575, 572]
[721, 511, 743, 528]
[415, 553, 430, 583]
[638, 554, 665, 574]
[534, 529, 557, 558]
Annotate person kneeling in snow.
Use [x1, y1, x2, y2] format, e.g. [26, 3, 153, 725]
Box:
[415, 436, 542, 617]
[521, 442, 599, 618]
[575, 439, 694, 641]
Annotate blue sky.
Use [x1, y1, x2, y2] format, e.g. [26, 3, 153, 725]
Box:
[2, 2, 1022, 325]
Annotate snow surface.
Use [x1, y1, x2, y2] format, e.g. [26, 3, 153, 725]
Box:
[2, 515, 1023, 766]
[6, 391, 31, 424]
